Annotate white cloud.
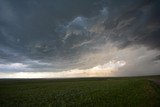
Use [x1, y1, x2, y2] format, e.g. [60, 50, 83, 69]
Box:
[0, 60, 126, 78]
[63, 7, 108, 41]
[0, 63, 29, 71]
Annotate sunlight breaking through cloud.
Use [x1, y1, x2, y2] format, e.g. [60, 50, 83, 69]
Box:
[0, 60, 126, 78]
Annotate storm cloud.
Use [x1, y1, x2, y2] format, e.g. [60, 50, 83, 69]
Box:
[0, 0, 160, 78]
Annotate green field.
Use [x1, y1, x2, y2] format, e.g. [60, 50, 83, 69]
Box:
[0, 76, 160, 107]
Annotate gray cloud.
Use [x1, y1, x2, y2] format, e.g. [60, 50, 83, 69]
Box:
[0, 0, 160, 77]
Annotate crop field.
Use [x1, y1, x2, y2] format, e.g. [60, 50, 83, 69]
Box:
[0, 76, 160, 107]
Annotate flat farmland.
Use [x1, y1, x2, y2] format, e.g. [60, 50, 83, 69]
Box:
[0, 76, 160, 107]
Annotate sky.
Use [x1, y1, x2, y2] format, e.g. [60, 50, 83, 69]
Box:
[0, 0, 160, 78]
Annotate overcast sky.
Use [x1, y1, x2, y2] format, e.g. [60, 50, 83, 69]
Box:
[0, 0, 160, 78]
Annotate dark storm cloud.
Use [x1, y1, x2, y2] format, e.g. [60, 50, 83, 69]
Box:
[102, 0, 160, 49]
[0, 0, 103, 59]
[154, 55, 160, 61]
[0, 0, 160, 74]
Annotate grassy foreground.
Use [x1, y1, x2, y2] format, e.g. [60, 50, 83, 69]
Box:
[0, 77, 160, 107]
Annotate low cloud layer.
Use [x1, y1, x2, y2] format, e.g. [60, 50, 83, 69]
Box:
[0, 0, 160, 78]
[0, 44, 159, 78]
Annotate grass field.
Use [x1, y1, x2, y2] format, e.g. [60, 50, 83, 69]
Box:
[0, 76, 160, 107]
